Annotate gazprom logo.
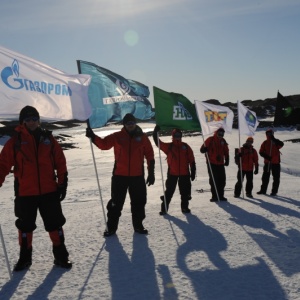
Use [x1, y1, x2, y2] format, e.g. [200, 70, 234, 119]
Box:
[1, 59, 72, 96]
[173, 101, 193, 120]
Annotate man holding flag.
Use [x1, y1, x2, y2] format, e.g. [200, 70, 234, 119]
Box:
[195, 101, 233, 202]
[153, 126, 196, 215]
[86, 113, 155, 236]
[200, 128, 230, 202]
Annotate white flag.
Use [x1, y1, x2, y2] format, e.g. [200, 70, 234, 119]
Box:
[194, 100, 234, 136]
[0, 46, 92, 121]
[238, 101, 259, 136]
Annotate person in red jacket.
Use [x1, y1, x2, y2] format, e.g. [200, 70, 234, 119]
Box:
[257, 129, 284, 196]
[234, 137, 259, 198]
[200, 128, 229, 202]
[0, 106, 71, 271]
[153, 126, 196, 215]
[86, 113, 155, 237]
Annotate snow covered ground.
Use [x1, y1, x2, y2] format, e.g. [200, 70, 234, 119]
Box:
[0, 123, 300, 300]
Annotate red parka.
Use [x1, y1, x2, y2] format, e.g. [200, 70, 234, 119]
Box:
[259, 135, 283, 164]
[0, 125, 67, 196]
[201, 132, 229, 165]
[159, 139, 195, 176]
[236, 144, 258, 171]
[93, 126, 154, 176]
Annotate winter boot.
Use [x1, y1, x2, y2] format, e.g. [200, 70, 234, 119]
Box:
[13, 246, 32, 271]
[53, 244, 72, 269]
[134, 227, 148, 234]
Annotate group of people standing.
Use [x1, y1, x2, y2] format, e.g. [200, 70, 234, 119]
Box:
[0, 107, 284, 272]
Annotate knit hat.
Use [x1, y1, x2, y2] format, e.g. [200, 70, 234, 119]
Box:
[172, 128, 182, 139]
[216, 127, 225, 137]
[246, 137, 254, 143]
[19, 106, 40, 124]
[122, 113, 136, 125]
[266, 128, 274, 135]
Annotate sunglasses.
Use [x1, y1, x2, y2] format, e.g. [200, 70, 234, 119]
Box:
[125, 121, 136, 126]
[24, 116, 39, 122]
[173, 132, 182, 138]
[266, 131, 273, 136]
[217, 131, 224, 137]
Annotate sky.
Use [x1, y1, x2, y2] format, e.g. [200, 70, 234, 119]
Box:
[0, 0, 300, 106]
[0, 124, 300, 299]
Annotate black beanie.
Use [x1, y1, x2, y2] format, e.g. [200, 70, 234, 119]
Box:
[122, 113, 136, 125]
[19, 106, 40, 124]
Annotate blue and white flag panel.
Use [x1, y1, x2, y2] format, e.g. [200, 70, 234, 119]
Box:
[0, 46, 92, 121]
[194, 100, 234, 136]
[77, 60, 154, 129]
[238, 101, 259, 136]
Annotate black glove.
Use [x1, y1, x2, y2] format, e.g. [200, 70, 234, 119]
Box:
[260, 152, 272, 161]
[58, 185, 67, 201]
[272, 136, 284, 147]
[58, 172, 68, 201]
[190, 162, 196, 181]
[225, 157, 229, 166]
[265, 154, 272, 161]
[154, 125, 160, 132]
[86, 127, 96, 142]
[200, 146, 208, 153]
[146, 160, 155, 186]
[254, 166, 259, 175]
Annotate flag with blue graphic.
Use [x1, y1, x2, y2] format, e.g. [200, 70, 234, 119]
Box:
[77, 60, 154, 128]
[153, 86, 201, 131]
[238, 101, 259, 136]
[0, 46, 91, 121]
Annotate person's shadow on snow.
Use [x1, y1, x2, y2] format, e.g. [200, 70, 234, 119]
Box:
[165, 213, 286, 300]
[247, 197, 300, 220]
[26, 266, 71, 300]
[220, 202, 300, 277]
[0, 268, 28, 300]
[105, 234, 160, 300]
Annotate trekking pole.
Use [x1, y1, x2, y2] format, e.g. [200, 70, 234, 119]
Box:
[0, 224, 12, 280]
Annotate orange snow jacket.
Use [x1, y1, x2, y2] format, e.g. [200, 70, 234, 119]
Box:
[235, 144, 258, 171]
[159, 139, 195, 176]
[200, 132, 229, 165]
[0, 125, 67, 196]
[259, 136, 284, 164]
[93, 126, 154, 176]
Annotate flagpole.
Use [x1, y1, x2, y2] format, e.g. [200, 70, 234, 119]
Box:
[0, 224, 12, 280]
[157, 132, 168, 214]
[237, 101, 245, 199]
[86, 121, 108, 228]
[77, 60, 107, 230]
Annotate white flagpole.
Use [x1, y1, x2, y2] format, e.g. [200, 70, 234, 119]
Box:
[237, 101, 245, 199]
[0, 224, 12, 280]
[87, 129, 108, 230]
[157, 132, 168, 213]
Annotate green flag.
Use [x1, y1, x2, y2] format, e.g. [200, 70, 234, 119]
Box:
[153, 86, 201, 131]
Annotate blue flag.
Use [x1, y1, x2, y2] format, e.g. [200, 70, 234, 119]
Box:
[77, 60, 154, 128]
